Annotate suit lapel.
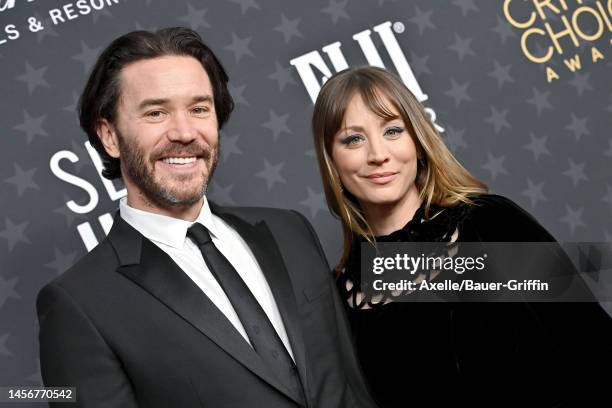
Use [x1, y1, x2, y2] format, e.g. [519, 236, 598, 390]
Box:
[214, 209, 309, 400]
[106, 213, 302, 404]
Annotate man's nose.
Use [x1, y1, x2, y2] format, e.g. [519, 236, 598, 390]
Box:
[167, 112, 196, 142]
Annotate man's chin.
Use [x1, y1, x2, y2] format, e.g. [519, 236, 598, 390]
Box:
[156, 189, 205, 206]
[144, 179, 207, 208]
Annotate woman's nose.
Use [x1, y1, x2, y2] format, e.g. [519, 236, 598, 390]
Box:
[367, 137, 390, 165]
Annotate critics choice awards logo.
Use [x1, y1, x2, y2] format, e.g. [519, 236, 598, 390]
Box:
[503, 0, 612, 82]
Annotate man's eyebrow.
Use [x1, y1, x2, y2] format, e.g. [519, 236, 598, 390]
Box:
[191, 95, 213, 104]
[137, 95, 213, 110]
[138, 98, 169, 110]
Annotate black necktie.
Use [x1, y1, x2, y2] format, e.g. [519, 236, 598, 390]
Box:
[187, 223, 305, 404]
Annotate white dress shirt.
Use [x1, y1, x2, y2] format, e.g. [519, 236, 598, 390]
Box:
[119, 197, 294, 360]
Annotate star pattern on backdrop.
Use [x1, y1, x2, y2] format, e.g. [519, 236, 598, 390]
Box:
[565, 114, 590, 141]
[261, 110, 291, 141]
[560, 205, 586, 235]
[562, 159, 588, 187]
[4, 164, 39, 197]
[488, 60, 514, 89]
[408, 6, 435, 35]
[53, 196, 87, 228]
[63, 91, 79, 114]
[208, 181, 236, 206]
[409, 51, 431, 76]
[178, 4, 210, 30]
[526, 87, 553, 116]
[268, 61, 297, 91]
[229, 83, 250, 106]
[445, 79, 472, 107]
[448, 34, 475, 62]
[91, 7, 113, 24]
[443, 126, 467, 153]
[72, 41, 102, 73]
[568, 72, 593, 97]
[0, 219, 31, 252]
[481, 152, 508, 181]
[452, 0, 478, 16]
[228, 0, 260, 15]
[0, 276, 21, 309]
[45, 247, 78, 275]
[133, 21, 159, 31]
[523, 133, 551, 161]
[484, 107, 510, 134]
[321, 0, 349, 24]
[273, 14, 303, 43]
[220, 133, 243, 162]
[35, 14, 59, 43]
[522, 179, 547, 208]
[256, 160, 287, 191]
[224, 33, 254, 63]
[300, 187, 327, 219]
[15, 62, 49, 95]
[13, 111, 48, 144]
[491, 15, 517, 44]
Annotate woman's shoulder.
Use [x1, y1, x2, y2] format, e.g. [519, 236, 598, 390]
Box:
[457, 193, 556, 242]
[467, 193, 530, 217]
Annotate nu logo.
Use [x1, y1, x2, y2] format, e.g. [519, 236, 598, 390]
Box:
[290, 21, 442, 132]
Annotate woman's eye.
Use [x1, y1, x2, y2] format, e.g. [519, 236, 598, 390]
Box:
[340, 134, 364, 146]
[384, 126, 404, 137]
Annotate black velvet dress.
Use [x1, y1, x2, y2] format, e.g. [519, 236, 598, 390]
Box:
[338, 194, 612, 407]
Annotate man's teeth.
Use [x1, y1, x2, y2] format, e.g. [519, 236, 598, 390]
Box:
[162, 157, 197, 164]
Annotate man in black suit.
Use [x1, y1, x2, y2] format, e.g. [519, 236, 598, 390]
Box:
[37, 27, 377, 408]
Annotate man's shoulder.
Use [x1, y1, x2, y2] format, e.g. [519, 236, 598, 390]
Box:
[214, 205, 311, 230]
[216, 204, 326, 258]
[43, 238, 119, 293]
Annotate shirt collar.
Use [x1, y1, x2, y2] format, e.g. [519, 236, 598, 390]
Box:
[119, 196, 221, 249]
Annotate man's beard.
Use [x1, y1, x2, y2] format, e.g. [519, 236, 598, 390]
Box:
[116, 130, 218, 209]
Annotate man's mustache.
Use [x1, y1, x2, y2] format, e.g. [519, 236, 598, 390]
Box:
[152, 143, 213, 161]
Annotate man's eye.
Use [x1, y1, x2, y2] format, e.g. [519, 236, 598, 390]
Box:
[192, 107, 209, 115]
[146, 110, 165, 118]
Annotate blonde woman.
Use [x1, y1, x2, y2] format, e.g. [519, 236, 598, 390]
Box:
[312, 66, 612, 407]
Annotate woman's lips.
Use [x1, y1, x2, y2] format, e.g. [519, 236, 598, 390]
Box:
[364, 172, 398, 184]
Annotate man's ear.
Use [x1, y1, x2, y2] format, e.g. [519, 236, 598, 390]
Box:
[96, 119, 120, 158]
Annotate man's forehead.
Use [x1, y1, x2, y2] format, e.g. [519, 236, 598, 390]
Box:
[118, 55, 213, 104]
[121, 55, 208, 76]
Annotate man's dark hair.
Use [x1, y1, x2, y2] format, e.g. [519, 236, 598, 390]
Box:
[79, 27, 234, 180]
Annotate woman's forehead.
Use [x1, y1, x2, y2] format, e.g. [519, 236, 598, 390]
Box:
[344, 89, 400, 120]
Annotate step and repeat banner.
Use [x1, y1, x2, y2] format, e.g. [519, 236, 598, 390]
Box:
[1, 0, 611, 391]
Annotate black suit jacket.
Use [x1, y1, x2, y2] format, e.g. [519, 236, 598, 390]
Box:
[37, 205, 377, 407]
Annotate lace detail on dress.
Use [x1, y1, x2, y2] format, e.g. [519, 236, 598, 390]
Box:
[338, 202, 471, 309]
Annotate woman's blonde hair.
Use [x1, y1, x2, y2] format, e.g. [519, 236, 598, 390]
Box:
[311, 66, 488, 272]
